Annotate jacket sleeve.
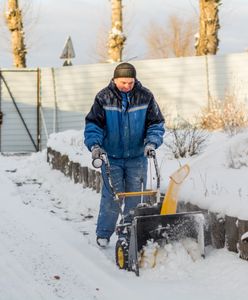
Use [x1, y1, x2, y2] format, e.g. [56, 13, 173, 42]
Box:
[144, 95, 165, 148]
[84, 95, 105, 151]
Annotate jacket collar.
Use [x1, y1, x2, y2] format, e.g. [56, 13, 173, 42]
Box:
[108, 79, 142, 99]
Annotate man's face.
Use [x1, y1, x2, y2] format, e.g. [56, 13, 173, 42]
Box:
[114, 77, 135, 93]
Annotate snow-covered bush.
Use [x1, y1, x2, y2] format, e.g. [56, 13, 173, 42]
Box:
[164, 122, 209, 158]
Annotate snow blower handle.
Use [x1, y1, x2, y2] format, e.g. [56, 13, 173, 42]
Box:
[92, 153, 118, 200]
[146, 150, 161, 204]
[151, 152, 160, 191]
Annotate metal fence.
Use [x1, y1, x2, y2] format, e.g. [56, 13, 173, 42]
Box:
[1, 52, 248, 152]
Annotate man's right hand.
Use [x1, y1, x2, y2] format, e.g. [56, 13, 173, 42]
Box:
[144, 143, 156, 158]
[91, 145, 105, 160]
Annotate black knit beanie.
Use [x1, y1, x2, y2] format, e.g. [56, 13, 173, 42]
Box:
[113, 62, 136, 79]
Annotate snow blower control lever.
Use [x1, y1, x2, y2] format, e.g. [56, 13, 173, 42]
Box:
[92, 153, 119, 201]
[92, 156, 104, 169]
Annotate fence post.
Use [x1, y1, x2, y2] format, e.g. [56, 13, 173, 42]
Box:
[37, 68, 41, 151]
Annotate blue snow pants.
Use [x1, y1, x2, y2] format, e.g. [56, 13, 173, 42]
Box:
[96, 156, 147, 239]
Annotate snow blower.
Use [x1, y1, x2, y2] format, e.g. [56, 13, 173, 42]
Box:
[93, 152, 205, 276]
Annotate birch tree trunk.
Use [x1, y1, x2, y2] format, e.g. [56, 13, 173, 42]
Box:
[108, 0, 126, 62]
[5, 0, 27, 67]
[195, 0, 221, 56]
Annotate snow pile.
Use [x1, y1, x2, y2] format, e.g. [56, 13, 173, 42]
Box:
[140, 238, 202, 279]
[47, 130, 91, 166]
[225, 131, 248, 169]
[176, 132, 248, 219]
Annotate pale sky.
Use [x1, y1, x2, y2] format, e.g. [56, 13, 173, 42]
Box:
[0, 0, 248, 68]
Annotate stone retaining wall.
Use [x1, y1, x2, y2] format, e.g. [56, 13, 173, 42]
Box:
[47, 147, 248, 261]
[47, 147, 102, 193]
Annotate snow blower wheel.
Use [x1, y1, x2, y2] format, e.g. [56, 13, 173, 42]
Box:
[115, 239, 129, 270]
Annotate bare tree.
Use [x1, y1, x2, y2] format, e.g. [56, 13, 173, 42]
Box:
[5, 0, 27, 67]
[108, 0, 126, 62]
[195, 0, 221, 56]
[145, 22, 169, 59]
[145, 15, 196, 59]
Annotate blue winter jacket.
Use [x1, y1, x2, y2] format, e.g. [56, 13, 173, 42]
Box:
[84, 80, 165, 159]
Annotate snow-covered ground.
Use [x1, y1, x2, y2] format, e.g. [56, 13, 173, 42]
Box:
[1, 129, 248, 300]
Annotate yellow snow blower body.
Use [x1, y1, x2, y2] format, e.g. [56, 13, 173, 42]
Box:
[160, 164, 190, 215]
[115, 162, 205, 276]
[93, 153, 205, 277]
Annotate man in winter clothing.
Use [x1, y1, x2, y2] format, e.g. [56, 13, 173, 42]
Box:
[84, 62, 165, 247]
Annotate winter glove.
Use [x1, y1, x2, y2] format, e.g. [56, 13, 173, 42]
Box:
[144, 143, 156, 158]
[91, 145, 105, 160]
